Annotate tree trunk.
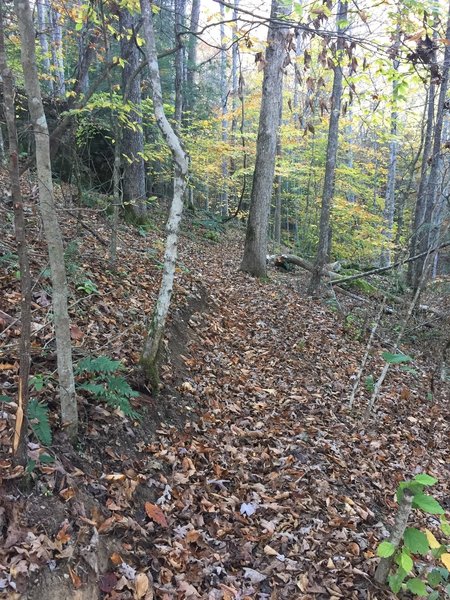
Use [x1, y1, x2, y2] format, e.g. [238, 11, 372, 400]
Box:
[414, 4, 450, 289]
[120, 8, 147, 219]
[230, 0, 239, 176]
[274, 106, 282, 244]
[14, 0, 78, 439]
[240, 0, 290, 277]
[307, 0, 348, 295]
[185, 0, 200, 114]
[0, 0, 32, 465]
[36, 0, 54, 96]
[50, 8, 66, 98]
[139, 0, 189, 390]
[174, 0, 185, 126]
[380, 26, 400, 267]
[220, 1, 229, 217]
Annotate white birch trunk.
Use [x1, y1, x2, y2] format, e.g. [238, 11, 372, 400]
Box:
[14, 0, 78, 438]
[139, 0, 189, 389]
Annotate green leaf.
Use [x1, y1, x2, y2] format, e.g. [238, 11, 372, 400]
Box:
[377, 541, 396, 557]
[427, 569, 443, 587]
[388, 568, 407, 594]
[27, 399, 52, 446]
[405, 578, 426, 595]
[412, 493, 445, 515]
[30, 375, 45, 392]
[0, 395, 13, 403]
[39, 454, 55, 464]
[381, 352, 412, 364]
[399, 551, 413, 573]
[413, 474, 437, 486]
[440, 516, 450, 536]
[76, 356, 122, 375]
[404, 528, 429, 555]
[428, 591, 439, 600]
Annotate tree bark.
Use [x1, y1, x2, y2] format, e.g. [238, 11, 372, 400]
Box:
[120, 8, 147, 219]
[185, 0, 200, 114]
[174, 0, 186, 126]
[380, 30, 400, 267]
[139, 0, 189, 390]
[0, 0, 32, 465]
[413, 3, 450, 289]
[274, 107, 282, 244]
[374, 489, 414, 585]
[36, 0, 54, 96]
[408, 7, 439, 286]
[14, 0, 78, 438]
[307, 0, 348, 295]
[220, 1, 229, 217]
[50, 8, 66, 98]
[240, 0, 290, 277]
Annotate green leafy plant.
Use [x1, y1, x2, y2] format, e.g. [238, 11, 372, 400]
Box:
[76, 278, 99, 295]
[76, 356, 140, 419]
[382, 351, 413, 364]
[27, 399, 52, 446]
[376, 474, 450, 597]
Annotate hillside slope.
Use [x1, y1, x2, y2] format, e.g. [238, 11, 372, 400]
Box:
[0, 194, 448, 599]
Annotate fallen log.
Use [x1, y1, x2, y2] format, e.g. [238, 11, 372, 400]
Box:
[269, 254, 445, 319]
[269, 254, 341, 278]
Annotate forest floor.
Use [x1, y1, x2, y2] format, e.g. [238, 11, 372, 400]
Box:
[0, 183, 449, 600]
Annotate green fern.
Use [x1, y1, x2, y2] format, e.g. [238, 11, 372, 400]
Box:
[76, 356, 140, 420]
[27, 399, 52, 446]
[76, 356, 122, 375]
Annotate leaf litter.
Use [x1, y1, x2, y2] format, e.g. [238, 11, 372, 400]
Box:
[0, 186, 448, 599]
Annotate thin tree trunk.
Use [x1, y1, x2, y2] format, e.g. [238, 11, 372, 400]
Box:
[50, 8, 66, 98]
[14, 0, 78, 439]
[36, 0, 54, 96]
[120, 8, 147, 219]
[220, 1, 229, 217]
[174, 0, 185, 126]
[139, 0, 189, 390]
[274, 106, 282, 244]
[0, 1, 32, 465]
[185, 0, 200, 114]
[380, 23, 400, 267]
[414, 5, 450, 289]
[0, 124, 5, 166]
[230, 0, 239, 176]
[308, 0, 348, 295]
[240, 0, 290, 277]
[374, 489, 414, 585]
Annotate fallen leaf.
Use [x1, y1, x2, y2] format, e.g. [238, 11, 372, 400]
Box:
[135, 572, 150, 598]
[99, 572, 117, 593]
[144, 502, 168, 528]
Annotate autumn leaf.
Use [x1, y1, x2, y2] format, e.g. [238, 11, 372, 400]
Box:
[135, 572, 150, 598]
[424, 529, 440, 549]
[441, 553, 450, 570]
[144, 502, 168, 528]
[68, 566, 82, 589]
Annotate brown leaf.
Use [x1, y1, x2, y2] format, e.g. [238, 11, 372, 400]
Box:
[70, 324, 84, 341]
[135, 572, 150, 599]
[144, 502, 168, 528]
[99, 572, 117, 593]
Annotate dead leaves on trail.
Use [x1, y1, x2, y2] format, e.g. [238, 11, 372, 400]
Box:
[0, 191, 448, 599]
